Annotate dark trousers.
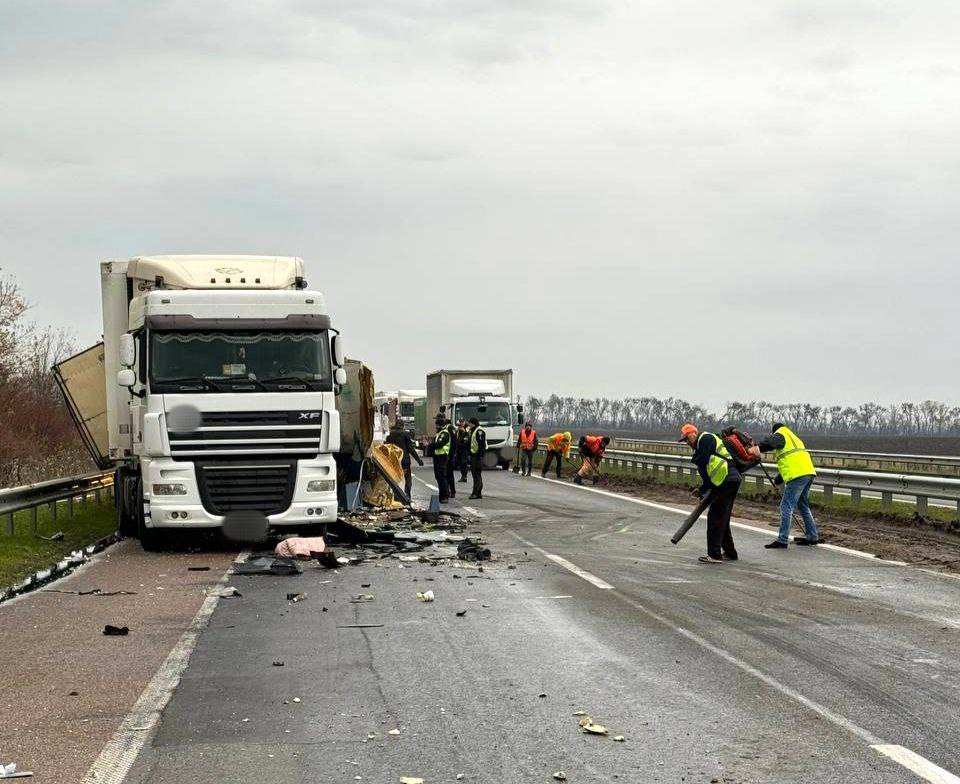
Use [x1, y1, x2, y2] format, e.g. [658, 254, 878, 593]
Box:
[446, 452, 457, 497]
[403, 466, 412, 498]
[470, 455, 483, 497]
[457, 448, 468, 480]
[542, 450, 562, 478]
[706, 479, 740, 558]
[433, 455, 449, 500]
[520, 450, 534, 475]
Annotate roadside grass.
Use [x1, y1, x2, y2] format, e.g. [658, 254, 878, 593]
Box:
[0, 498, 117, 588]
[529, 453, 960, 526]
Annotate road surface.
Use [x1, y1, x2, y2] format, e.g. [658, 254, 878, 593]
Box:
[103, 466, 960, 784]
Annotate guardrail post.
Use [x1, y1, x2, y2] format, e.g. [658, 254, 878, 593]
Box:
[95, 488, 102, 504]
[68, 495, 74, 517]
[916, 496, 928, 516]
[850, 488, 861, 506]
[50, 500, 57, 521]
[823, 486, 833, 503]
[881, 491, 892, 513]
[5, 512, 12, 536]
[756, 475, 764, 488]
[31, 506, 38, 534]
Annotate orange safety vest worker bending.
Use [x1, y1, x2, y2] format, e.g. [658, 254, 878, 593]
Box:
[541, 431, 572, 479]
[575, 435, 610, 485]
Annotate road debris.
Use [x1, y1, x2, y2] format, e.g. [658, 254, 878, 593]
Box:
[103, 624, 129, 636]
[0, 762, 32, 778]
[613, 735, 625, 742]
[273, 660, 284, 667]
[210, 586, 242, 598]
[399, 778, 423, 784]
[187, 566, 211, 572]
[232, 555, 301, 576]
[351, 594, 375, 603]
[417, 590, 435, 602]
[388, 728, 401, 735]
[275, 536, 327, 559]
[287, 592, 306, 602]
[42, 588, 137, 596]
[456, 609, 467, 617]
[36, 530, 64, 541]
[337, 624, 384, 628]
[553, 772, 567, 781]
[576, 714, 610, 736]
[457, 539, 491, 561]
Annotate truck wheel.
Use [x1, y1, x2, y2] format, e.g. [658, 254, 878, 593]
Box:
[500, 460, 512, 471]
[134, 478, 164, 552]
[116, 470, 137, 537]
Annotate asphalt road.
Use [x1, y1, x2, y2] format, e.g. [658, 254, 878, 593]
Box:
[119, 466, 960, 784]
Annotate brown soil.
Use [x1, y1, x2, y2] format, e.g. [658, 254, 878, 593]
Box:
[594, 473, 960, 574]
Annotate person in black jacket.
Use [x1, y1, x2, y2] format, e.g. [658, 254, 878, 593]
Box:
[455, 420, 471, 482]
[385, 421, 423, 499]
[432, 417, 453, 503]
[443, 420, 459, 498]
[468, 417, 487, 499]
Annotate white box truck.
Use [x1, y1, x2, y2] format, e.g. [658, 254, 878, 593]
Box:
[424, 370, 521, 469]
[54, 255, 347, 549]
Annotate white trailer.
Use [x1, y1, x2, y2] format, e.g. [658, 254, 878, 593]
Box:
[55, 255, 347, 549]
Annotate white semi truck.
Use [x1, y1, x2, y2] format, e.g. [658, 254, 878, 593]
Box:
[424, 370, 521, 469]
[55, 255, 346, 549]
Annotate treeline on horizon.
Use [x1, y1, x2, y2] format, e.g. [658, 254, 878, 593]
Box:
[525, 394, 960, 436]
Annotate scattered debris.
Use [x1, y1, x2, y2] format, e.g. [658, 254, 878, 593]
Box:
[103, 625, 129, 636]
[399, 778, 423, 784]
[232, 556, 301, 576]
[351, 594, 375, 603]
[388, 728, 401, 735]
[553, 772, 567, 781]
[68, 691, 79, 696]
[613, 735, 625, 742]
[287, 592, 306, 602]
[275, 536, 327, 559]
[211, 586, 242, 598]
[187, 566, 211, 572]
[572, 711, 587, 716]
[0, 762, 32, 778]
[538, 693, 547, 698]
[292, 697, 301, 703]
[417, 590, 435, 602]
[361, 583, 371, 588]
[456, 609, 467, 617]
[578, 715, 609, 736]
[273, 660, 284, 667]
[36, 531, 64, 541]
[457, 539, 491, 561]
[42, 588, 137, 596]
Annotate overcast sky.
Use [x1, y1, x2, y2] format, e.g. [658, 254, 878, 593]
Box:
[2, 0, 958, 410]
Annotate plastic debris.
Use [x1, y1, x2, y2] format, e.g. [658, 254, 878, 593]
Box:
[212, 586, 242, 598]
[273, 660, 284, 667]
[103, 625, 129, 636]
[351, 594, 375, 603]
[287, 593, 306, 602]
[0, 762, 32, 778]
[613, 735, 625, 742]
[456, 609, 467, 617]
[275, 536, 326, 559]
[553, 772, 567, 781]
[187, 566, 211, 571]
[232, 556, 301, 576]
[387, 728, 401, 735]
[416, 590, 435, 602]
[578, 715, 609, 735]
[399, 778, 424, 784]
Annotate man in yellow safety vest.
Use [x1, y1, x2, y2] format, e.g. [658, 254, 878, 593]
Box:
[749, 423, 820, 548]
[679, 423, 742, 564]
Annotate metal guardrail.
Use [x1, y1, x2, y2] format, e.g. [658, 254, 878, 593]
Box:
[0, 471, 114, 536]
[537, 446, 960, 517]
[611, 438, 960, 478]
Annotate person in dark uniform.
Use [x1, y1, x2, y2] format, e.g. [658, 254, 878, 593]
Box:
[468, 417, 487, 500]
[385, 420, 423, 499]
[456, 419, 471, 482]
[432, 417, 453, 503]
[443, 420, 459, 498]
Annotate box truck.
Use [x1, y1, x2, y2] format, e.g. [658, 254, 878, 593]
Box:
[424, 370, 521, 469]
[54, 255, 347, 549]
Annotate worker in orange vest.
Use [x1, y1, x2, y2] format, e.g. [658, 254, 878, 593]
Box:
[516, 422, 539, 476]
[574, 435, 610, 485]
[541, 432, 572, 479]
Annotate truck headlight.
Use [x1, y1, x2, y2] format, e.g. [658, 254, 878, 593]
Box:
[307, 479, 335, 493]
[153, 483, 187, 496]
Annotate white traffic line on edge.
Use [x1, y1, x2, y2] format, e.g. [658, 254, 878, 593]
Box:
[528, 473, 915, 568]
[507, 531, 614, 590]
[872, 745, 960, 784]
[413, 475, 439, 492]
[81, 551, 249, 784]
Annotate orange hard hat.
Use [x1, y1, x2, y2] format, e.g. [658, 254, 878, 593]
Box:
[678, 423, 698, 441]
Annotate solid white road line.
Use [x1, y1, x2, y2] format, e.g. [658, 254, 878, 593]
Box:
[872, 745, 960, 784]
[413, 475, 439, 492]
[508, 531, 614, 590]
[81, 551, 248, 784]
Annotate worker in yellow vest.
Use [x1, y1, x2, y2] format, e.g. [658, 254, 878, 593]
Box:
[679, 423, 741, 564]
[749, 423, 820, 548]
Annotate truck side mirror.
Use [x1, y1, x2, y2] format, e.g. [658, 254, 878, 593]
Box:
[334, 366, 347, 387]
[117, 368, 136, 387]
[331, 335, 345, 367]
[119, 333, 136, 367]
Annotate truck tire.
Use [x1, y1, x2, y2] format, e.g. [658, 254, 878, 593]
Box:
[115, 469, 137, 537]
[134, 477, 164, 552]
[500, 459, 512, 471]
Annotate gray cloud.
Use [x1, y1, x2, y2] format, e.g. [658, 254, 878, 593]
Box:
[1, 0, 959, 410]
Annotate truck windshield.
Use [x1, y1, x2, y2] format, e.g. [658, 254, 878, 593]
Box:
[150, 330, 332, 393]
[399, 402, 415, 417]
[455, 402, 511, 427]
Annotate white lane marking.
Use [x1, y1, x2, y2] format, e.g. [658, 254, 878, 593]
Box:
[872, 744, 960, 784]
[81, 551, 248, 784]
[529, 473, 918, 570]
[413, 475, 439, 492]
[508, 531, 614, 590]
[461, 505, 481, 517]
[534, 595, 573, 600]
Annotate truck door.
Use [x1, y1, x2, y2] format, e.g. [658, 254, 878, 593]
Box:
[53, 342, 112, 469]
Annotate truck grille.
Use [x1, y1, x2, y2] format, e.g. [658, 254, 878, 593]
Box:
[168, 410, 322, 459]
[197, 462, 296, 516]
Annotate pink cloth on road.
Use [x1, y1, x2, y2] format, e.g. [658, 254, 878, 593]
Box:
[275, 537, 326, 559]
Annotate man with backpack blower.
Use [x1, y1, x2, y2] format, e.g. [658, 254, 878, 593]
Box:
[679, 423, 741, 564]
[749, 423, 821, 549]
